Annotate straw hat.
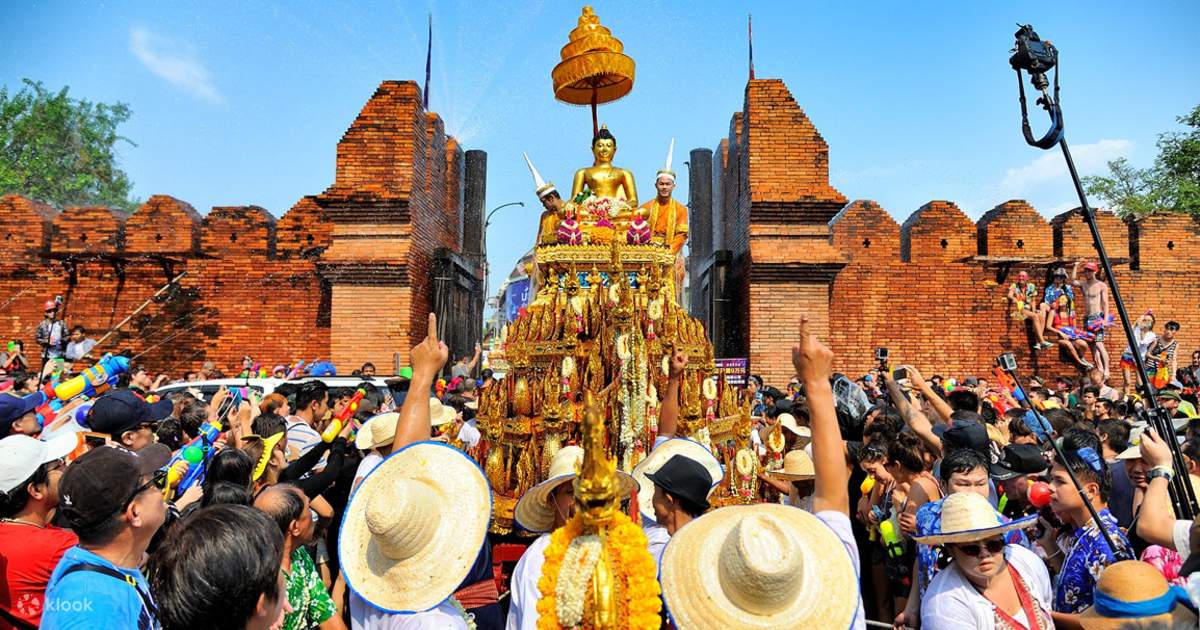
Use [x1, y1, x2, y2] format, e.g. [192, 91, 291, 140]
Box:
[777, 414, 811, 447]
[428, 397, 456, 427]
[1079, 560, 1198, 629]
[512, 445, 636, 533]
[631, 438, 723, 524]
[660, 504, 859, 629]
[914, 492, 1037, 545]
[339, 441, 491, 613]
[771, 450, 814, 481]
[355, 413, 400, 451]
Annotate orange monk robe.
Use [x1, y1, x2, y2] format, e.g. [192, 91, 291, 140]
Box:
[639, 197, 689, 254]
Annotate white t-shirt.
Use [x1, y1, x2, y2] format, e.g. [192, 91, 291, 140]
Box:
[1176, 519, 1193, 563]
[506, 533, 552, 630]
[815, 510, 866, 630]
[355, 452, 384, 486]
[457, 423, 481, 450]
[350, 595, 467, 629]
[920, 544, 1052, 630]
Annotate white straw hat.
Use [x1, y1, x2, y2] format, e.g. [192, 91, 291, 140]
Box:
[354, 413, 400, 451]
[777, 414, 811, 447]
[913, 491, 1037, 545]
[771, 450, 814, 481]
[631, 438, 723, 524]
[338, 441, 491, 613]
[513, 445, 636, 533]
[660, 504, 859, 629]
[428, 397, 457, 427]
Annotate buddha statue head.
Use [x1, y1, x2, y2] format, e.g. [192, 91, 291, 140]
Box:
[591, 126, 617, 164]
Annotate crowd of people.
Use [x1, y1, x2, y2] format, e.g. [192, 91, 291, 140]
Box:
[1, 297, 1199, 629]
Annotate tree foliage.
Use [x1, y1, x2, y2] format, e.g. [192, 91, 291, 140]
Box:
[1084, 104, 1200, 219]
[0, 79, 139, 212]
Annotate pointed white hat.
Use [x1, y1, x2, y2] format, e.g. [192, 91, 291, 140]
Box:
[656, 138, 676, 182]
[523, 152, 557, 199]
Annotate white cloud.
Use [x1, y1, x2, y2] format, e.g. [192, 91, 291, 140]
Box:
[129, 27, 222, 104]
[998, 138, 1131, 197]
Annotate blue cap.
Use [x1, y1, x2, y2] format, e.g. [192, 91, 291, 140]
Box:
[0, 391, 46, 437]
[85, 389, 173, 438]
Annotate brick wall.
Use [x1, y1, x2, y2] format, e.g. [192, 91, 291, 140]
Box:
[702, 77, 1200, 387]
[0, 80, 481, 376]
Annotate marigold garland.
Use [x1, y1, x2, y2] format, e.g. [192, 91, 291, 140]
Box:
[536, 511, 661, 630]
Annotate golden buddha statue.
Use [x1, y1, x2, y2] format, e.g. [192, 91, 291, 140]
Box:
[571, 126, 639, 209]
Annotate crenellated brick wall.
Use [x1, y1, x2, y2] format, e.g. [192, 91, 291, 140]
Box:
[694, 78, 1200, 386]
[0, 80, 484, 376]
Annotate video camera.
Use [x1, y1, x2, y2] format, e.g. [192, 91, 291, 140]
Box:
[1009, 25, 1057, 83]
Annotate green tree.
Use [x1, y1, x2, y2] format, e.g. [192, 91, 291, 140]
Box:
[0, 79, 139, 212]
[1084, 103, 1200, 219]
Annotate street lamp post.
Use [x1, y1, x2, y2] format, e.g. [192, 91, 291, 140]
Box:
[482, 201, 524, 334]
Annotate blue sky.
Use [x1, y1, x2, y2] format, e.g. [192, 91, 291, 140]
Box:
[3, 1, 1198, 309]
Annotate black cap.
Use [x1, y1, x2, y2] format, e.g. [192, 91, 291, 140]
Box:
[645, 454, 713, 510]
[943, 421, 989, 456]
[85, 389, 173, 438]
[990, 444, 1048, 481]
[57, 445, 159, 532]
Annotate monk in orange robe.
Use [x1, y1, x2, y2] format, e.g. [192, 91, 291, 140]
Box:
[639, 173, 689, 255]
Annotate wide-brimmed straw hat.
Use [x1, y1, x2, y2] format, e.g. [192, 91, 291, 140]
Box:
[428, 397, 456, 427]
[631, 438, 723, 524]
[355, 413, 400, 451]
[512, 445, 636, 533]
[339, 441, 491, 613]
[777, 413, 811, 447]
[660, 503, 859, 629]
[1079, 560, 1198, 629]
[771, 450, 815, 481]
[914, 492, 1037, 545]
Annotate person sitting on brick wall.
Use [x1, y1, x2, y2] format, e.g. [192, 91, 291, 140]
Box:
[1007, 271, 1053, 349]
[1037, 267, 1075, 349]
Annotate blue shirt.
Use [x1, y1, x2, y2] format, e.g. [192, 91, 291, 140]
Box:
[1043, 283, 1074, 306]
[1053, 508, 1132, 614]
[914, 496, 1031, 597]
[41, 546, 159, 629]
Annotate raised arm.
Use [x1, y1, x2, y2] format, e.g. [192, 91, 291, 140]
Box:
[907, 364, 953, 425]
[793, 315, 848, 515]
[1135, 429, 1183, 549]
[466, 343, 482, 371]
[392, 313, 448, 451]
[885, 367, 943, 459]
[1071, 261, 1083, 287]
[657, 346, 687, 439]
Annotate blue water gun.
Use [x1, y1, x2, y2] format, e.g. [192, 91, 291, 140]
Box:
[35, 354, 130, 427]
[162, 388, 241, 499]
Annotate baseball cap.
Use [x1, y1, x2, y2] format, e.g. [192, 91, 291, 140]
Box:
[57, 445, 160, 532]
[989, 444, 1049, 481]
[943, 421, 990, 456]
[645, 454, 714, 510]
[0, 434, 77, 493]
[85, 389, 173, 438]
[1083, 261, 1098, 272]
[43, 300, 58, 311]
[0, 391, 46, 437]
[1052, 267, 1067, 277]
[1159, 391, 1183, 402]
[309, 361, 337, 377]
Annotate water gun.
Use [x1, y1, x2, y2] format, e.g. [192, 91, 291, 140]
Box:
[1086, 313, 1114, 333]
[321, 388, 365, 442]
[992, 367, 1026, 403]
[35, 354, 130, 427]
[879, 519, 905, 559]
[285, 360, 306, 379]
[162, 389, 241, 500]
[860, 474, 877, 495]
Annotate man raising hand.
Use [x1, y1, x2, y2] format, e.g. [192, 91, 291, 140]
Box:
[391, 313, 449, 452]
[793, 315, 866, 628]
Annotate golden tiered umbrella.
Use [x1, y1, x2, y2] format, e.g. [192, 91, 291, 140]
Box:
[552, 5, 636, 135]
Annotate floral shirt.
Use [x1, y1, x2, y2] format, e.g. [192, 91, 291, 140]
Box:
[914, 497, 1030, 597]
[284, 547, 336, 630]
[1043, 283, 1074, 307]
[1053, 509, 1133, 614]
[1140, 544, 1186, 586]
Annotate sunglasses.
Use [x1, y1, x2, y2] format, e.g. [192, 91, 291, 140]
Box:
[956, 538, 1005, 558]
[120, 469, 168, 512]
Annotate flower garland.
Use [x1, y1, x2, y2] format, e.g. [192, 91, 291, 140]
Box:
[536, 512, 661, 630]
[448, 597, 478, 630]
[555, 534, 602, 627]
